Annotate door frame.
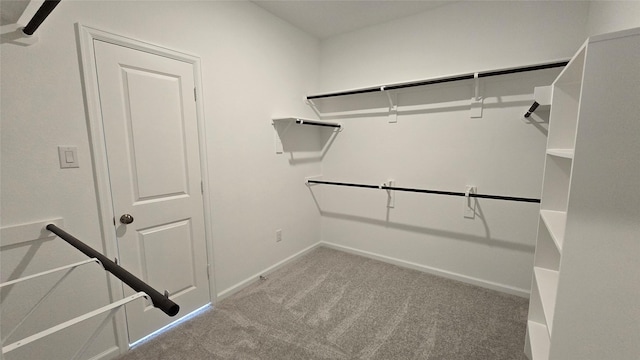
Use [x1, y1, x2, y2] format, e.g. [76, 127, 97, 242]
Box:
[76, 23, 215, 355]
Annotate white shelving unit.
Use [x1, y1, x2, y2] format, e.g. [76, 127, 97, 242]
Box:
[525, 27, 640, 360]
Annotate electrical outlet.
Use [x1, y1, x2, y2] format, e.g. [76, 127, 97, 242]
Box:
[276, 229, 282, 242]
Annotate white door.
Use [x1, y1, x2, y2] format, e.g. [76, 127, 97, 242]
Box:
[93, 40, 210, 343]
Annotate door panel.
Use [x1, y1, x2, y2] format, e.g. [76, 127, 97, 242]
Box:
[123, 67, 189, 200]
[93, 40, 210, 343]
[138, 220, 197, 298]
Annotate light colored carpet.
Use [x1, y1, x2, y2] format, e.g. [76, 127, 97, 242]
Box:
[117, 247, 528, 359]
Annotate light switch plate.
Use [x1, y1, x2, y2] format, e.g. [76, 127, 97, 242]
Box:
[58, 146, 79, 168]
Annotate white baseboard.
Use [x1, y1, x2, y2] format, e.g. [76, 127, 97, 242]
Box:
[216, 240, 529, 302]
[319, 241, 530, 298]
[216, 242, 322, 301]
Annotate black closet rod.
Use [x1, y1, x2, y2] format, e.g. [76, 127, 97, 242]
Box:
[22, 0, 61, 36]
[46, 224, 180, 317]
[307, 61, 568, 100]
[524, 101, 540, 118]
[307, 180, 540, 203]
[296, 119, 341, 128]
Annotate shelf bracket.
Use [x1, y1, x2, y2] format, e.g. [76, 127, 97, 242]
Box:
[385, 179, 395, 208]
[464, 185, 477, 218]
[2, 292, 149, 356]
[305, 98, 322, 119]
[305, 175, 323, 186]
[383, 87, 398, 123]
[470, 73, 483, 118]
[272, 119, 294, 154]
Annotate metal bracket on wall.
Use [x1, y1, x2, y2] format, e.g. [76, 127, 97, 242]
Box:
[305, 98, 322, 119]
[385, 179, 396, 208]
[470, 73, 483, 118]
[272, 118, 295, 154]
[464, 185, 477, 218]
[384, 88, 398, 123]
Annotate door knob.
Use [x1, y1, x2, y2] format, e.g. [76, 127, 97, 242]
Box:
[119, 214, 134, 224]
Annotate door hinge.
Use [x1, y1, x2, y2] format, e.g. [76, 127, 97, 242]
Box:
[206, 264, 210, 279]
[201, 180, 204, 194]
[194, 87, 197, 102]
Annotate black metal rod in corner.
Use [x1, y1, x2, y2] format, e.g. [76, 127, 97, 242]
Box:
[45, 224, 180, 317]
[22, 0, 61, 36]
[524, 101, 540, 118]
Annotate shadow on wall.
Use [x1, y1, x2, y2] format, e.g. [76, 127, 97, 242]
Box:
[321, 210, 534, 253]
[0, 240, 47, 303]
[523, 107, 550, 137]
[272, 120, 340, 165]
[308, 68, 560, 127]
[305, 186, 535, 254]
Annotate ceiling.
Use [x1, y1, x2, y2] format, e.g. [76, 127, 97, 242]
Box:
[1, 1, 453, 38]
[251, 0, 453, 39]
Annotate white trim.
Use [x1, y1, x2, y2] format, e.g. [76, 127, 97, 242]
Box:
[75, 23, 214, 356]
[319, 241, 530, 298]
[216, 242, 322, 301]
[216, 241, 529, 302]
[192, 57, 217, 306]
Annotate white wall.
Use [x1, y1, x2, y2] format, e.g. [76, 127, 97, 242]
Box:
[586, 1, 640, 36]
[319, 1, 590, 92]
[0, 1, 319, 359]
[315, 1, 590, 296]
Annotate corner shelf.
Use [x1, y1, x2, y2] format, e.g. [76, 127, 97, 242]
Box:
[545, 149, 574, 159]
[534, 267, 559, 336]
[539, 210, 566, 252]
[271, 117, 342, 154]
[527, 321, 551, 360]
[271, 117, 341, 129]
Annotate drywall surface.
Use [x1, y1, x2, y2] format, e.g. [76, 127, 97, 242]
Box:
[319, 1, 589, 92]
[315, 1, 590, 295]
[1, 1, 319, 359]
[586, 1, 640, 36]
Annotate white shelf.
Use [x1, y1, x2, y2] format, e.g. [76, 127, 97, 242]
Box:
[546, 149, 574, 159]
[534, 267, 559, 336]
[272, 117, 341, 128]
[271, 117, 341, 154]
[528, 321, 550, 360]
[527, 27, 640, 359]
[534, 220, 561, 272]
[547, 47, 584, 151]
[554, 46, 585, 87]
[540, 210, 566, 252]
